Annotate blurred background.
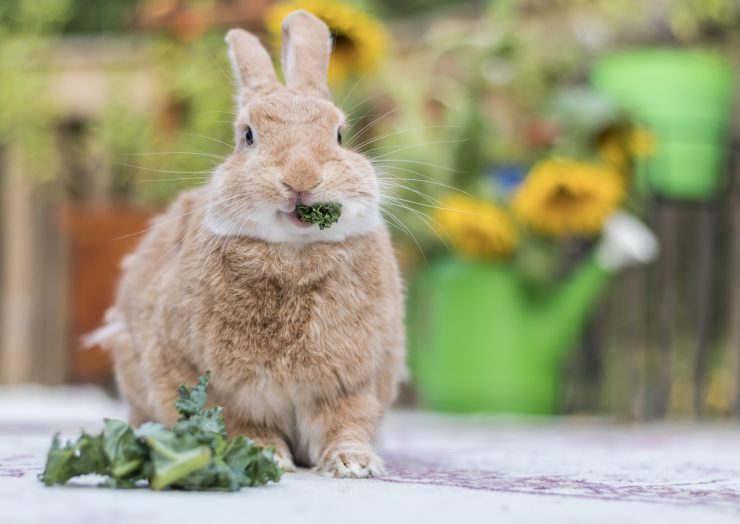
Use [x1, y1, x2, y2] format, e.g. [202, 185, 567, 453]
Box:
[0, 0, 738, 421]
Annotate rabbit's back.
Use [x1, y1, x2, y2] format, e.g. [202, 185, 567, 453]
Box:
[100, 189, 207, 423]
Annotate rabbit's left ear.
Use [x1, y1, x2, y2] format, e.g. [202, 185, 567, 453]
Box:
[280, 10, 332, 99]
[225, 28, 280, 103]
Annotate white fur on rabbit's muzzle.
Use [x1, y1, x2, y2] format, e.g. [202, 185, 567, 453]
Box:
[204, 197, 383, 244]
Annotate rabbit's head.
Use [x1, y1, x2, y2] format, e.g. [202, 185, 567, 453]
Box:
[205, 10, 381, 243]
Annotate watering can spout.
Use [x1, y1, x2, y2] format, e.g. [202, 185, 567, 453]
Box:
[595, 211, 660, 271]
[537, 212, 659, 361]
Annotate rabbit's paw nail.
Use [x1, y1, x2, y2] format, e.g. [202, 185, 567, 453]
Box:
[317, 445, 384, 479]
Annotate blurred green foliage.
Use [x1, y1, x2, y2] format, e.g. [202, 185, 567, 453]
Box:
[0, 0, 236, 203]
[60, 0, 139, 34]
[0, 0, 737, 207]
[0, 0, 72, 179]
[120, 34, 235, 203]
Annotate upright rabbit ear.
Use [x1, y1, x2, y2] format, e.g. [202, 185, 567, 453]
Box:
[225, 29, 279, 104]
[280, 10, 332, 99]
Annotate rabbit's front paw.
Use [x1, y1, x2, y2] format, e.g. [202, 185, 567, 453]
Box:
[317, 444, 385, 478]
[274, 451, 297, 472]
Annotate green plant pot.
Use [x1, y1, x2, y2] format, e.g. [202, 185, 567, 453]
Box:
[407, 257, 611, 414]
[593, 49, 734, 200]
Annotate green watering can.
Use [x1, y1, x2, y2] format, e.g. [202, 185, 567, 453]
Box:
[408, 212, 659, 414]
[593, 49, 734, 200]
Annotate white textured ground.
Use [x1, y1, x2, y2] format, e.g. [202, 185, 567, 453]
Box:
[2, 386, 740, 524]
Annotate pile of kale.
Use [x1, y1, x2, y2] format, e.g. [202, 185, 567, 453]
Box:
[41, 372, 282, 491]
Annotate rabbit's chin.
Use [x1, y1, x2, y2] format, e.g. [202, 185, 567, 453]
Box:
[204, 200, 383, 244]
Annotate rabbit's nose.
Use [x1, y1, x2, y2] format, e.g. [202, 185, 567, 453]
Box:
[282, 172, 320, 194]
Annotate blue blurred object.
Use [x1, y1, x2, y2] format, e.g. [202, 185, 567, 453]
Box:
[489, 164, 527, 196]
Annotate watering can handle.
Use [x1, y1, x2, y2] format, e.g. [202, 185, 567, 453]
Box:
[595, 211, 660, 271]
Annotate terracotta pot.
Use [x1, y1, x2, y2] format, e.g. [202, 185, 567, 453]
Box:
[61, 205, 152, 383]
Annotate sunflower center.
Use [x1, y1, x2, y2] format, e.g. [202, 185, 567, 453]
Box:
[332, 31, 357, 58]
[547, 185, 592, 210]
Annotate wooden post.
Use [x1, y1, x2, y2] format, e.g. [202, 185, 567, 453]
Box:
[30, 182, 69, 385]
[0, 144, 35, 384]
[730, 152, 740, 418]
[625, 265, 647, 420]
[651, 199, 677, 418]
[693, 203, 715, 419]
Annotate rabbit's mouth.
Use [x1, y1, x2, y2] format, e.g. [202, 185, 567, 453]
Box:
[280, 208, 315, 229]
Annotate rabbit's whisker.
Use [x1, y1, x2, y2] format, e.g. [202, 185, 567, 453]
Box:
[371, 158, 463, 174]
[379, 208, 428, 267]
[384, 195, 509, 225]
[342, 90, 389, 120]
[351, 125, 460, 152]
[139, 177, 210, 183]
[377, 180, 439, 205]
[114, 163, 216, 175]
[346, 108, 400, 147]
[375, 164, 444, 181]
[179, 132, 234, 150]
[369, 139, 467, 160]
[337, 72, 375, 113]
[381, 198, 452, 253]
[112, 192, 247, 241]
[379, 174, 475, 197]
[183, 110, 239, 117]
[199, 43, 236, 93]
[142, 193, 249, 277]
[126, 151, 227, 160]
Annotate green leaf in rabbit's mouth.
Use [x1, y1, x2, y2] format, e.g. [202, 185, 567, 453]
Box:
[295, 202, 342, 230]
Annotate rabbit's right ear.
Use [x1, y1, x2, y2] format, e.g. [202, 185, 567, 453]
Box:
[280, 10, 332, 99]
[225, 29, 279, 104]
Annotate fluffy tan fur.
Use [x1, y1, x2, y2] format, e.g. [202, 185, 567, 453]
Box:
[99, 11, 405, 478]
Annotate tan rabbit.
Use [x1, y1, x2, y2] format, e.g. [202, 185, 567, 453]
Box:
[96, 10, 405, 478]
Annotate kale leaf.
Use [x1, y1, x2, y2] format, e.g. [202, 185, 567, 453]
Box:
[296, 202, 342, 230]
[173, 370, 210, 417]
[41, 432, 108, 486]
[144, 429, 213, 490]
[40, 372, 282, 491]
[103, 419, 149, 479]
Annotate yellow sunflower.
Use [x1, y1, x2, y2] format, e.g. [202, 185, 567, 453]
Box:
[598, 126, 657, 172]
[597, 130, 630, 172]
[512, 158, 625, 237]
[265, 0, 388, 85]
[627, 127, 657, 158]
[435, 195, 518, 261]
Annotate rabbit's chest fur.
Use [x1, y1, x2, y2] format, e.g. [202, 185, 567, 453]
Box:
[181, 220, 391, 400]
[204, 269, 379, 386]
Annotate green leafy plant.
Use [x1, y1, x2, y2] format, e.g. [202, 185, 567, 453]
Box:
[296, 202, 342, 230]
[41, 372, 282, 491]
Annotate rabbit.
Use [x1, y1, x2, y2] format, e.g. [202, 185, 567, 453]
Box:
[95, 10, 406, 478]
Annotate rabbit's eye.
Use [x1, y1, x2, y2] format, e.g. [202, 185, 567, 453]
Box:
[245, 127, 254, 146]
[337, 130, 342, 145]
